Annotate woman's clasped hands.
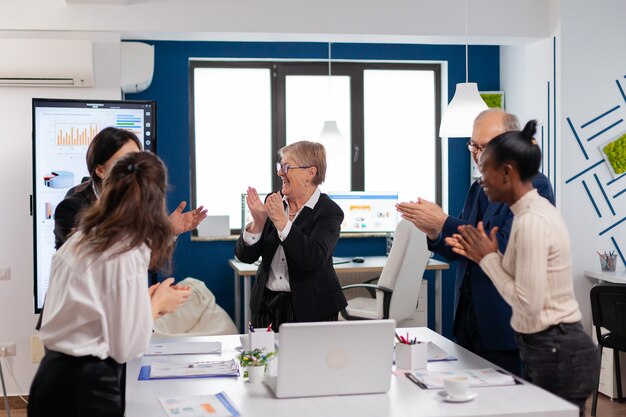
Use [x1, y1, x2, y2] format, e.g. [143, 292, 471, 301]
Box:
[445, 221, 499, 264]
[149, 277, 192, 319]
[246, 187, 289, 232]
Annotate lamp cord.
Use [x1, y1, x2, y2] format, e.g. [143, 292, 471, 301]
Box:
[328, 42, 333, 119]
[465, 0, 468, 83]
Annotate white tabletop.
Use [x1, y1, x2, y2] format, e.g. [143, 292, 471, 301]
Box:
[126, 327, 577, 417]
[584, 269, 626, 284]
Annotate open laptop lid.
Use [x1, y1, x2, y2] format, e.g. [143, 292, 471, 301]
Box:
[268, 319, 396, 398]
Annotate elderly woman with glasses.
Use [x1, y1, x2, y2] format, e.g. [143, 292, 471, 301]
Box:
[235, 141, 347, 331]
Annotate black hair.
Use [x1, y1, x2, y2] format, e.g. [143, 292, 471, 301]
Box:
[85, 127, 143, 190]
[484, 120, 542, 181]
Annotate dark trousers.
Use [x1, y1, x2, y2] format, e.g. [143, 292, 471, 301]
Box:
[251, 287, 338, 332]
[454, 291, 522, 376]
[516, 322, 601, 417]
[28, 350, 125, 417]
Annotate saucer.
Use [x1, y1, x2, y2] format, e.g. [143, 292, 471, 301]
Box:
[437, 390, 477, 403]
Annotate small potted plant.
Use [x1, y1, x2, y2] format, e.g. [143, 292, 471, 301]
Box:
[238, 348, 276, 383]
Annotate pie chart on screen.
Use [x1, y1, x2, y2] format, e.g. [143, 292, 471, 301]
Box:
[43, 170, 74, 189]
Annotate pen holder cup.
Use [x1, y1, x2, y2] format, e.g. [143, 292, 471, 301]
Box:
[246, 331, 275, 353]
[599, 254, 618, 272]
[395, 342, 427, 370]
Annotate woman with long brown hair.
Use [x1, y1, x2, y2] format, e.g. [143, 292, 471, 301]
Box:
[28, 152, 175, 417]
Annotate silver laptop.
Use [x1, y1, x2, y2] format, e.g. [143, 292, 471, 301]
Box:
[265, 319, 396, 398]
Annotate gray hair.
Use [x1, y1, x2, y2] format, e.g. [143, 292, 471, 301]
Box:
[475, 108, 520, 131]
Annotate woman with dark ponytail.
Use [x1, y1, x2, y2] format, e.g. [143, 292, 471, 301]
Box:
[446, 120, 600, 416]
[29, 152, 175, 417]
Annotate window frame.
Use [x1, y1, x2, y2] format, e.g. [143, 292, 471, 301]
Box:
[189, 60, 442, 234]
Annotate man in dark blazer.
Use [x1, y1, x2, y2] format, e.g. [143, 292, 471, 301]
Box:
[397, 109, 555, 376]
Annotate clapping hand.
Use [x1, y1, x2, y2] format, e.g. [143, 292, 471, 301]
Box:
[445, 221, 498, 263]
[149, 277, 192, 319]
[169, 201, 208, 235]
[266, 192, 288, 231]
[396, 197, 448, 240]
[246, 187, 268, 233]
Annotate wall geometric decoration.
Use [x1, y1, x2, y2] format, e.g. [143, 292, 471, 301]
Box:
[564, 75, 626, 267]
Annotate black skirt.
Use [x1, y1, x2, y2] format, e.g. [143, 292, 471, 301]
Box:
[28, 350, 125, 417]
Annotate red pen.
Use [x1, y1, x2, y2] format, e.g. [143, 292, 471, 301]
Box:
[267, 323, 273, 332]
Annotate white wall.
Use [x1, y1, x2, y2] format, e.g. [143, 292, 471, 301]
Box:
[0, 31, 121, 395]
[500, 0, 626, 331]
[557, 0, 626, 330]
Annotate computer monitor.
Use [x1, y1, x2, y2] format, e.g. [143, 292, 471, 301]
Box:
[328, 191, 399, 233]
[32, 98, 157, 313]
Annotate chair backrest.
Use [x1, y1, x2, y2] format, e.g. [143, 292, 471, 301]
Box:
[376, 220, 430, 321]
[590, 283, 626, 341]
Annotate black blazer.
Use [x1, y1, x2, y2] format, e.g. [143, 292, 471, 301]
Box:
[235, 192, 347, 322]
[53, 181, 96, 250]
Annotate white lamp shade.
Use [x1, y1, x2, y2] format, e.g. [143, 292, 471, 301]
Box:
[318, 120, 343, 141]
[439, 82, 488, 138]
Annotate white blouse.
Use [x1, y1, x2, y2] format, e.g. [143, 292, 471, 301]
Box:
[39, 231, 153, 364]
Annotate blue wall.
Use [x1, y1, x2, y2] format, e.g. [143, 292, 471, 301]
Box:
[129, 41, 500, 338]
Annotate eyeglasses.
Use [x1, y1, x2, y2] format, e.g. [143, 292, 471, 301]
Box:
[276, 162, 311, 175]
[466, 141, 486, 154]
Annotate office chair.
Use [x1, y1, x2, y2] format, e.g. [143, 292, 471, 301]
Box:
[340, 220, 430, 322]
[590, 283, 626, 416]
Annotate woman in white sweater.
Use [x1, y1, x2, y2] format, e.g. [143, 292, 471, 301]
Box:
[446, 120, 600, 416]
[29, 152, 175, 417]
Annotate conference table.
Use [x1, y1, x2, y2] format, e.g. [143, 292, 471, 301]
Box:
[229, 256, 449, 334]
[125, 327, 578, 417]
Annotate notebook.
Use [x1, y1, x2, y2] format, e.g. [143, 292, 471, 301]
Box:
[265, 319, 395, 398]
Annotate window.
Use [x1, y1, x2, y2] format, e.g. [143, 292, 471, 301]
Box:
[190, 61, 441, 233]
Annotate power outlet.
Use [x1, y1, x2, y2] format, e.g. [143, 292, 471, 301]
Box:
[31, 335, 45, 363]
[0, 342, 16, 357]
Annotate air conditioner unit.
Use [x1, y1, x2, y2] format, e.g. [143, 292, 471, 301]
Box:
[0, 39, 94, 87]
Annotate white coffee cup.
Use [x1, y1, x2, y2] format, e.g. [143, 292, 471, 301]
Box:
[443, 376, 470, 399]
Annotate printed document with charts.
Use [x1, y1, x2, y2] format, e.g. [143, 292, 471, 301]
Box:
[159, 392, 240, 417]
[408, 368, 516, 389]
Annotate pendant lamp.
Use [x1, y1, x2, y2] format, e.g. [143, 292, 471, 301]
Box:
[439, 0, 487, 138]
[319, 42, 343, 141]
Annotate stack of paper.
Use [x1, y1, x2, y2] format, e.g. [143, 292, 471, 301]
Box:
[148, 359, 239, 379]
[145, 341, 222, 356]
[407, 368, 517, 389]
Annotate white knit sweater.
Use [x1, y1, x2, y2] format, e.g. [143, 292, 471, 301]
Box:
[479, 189, 581, 334]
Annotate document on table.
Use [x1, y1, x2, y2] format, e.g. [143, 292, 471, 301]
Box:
[159, 392, 240, 417]
[427, 342, 457, 362]
[149, 359, 239, 379]
[145, 341, 222, 356]
[407, 368, 517, 389]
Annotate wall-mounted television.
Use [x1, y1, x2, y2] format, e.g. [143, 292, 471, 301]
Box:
[32, 98, 157, 313]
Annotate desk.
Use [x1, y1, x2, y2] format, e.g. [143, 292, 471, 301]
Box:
[584, 269, 626, 284]
[126, 327, 577, 417]
[228, 257, 449, 334]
